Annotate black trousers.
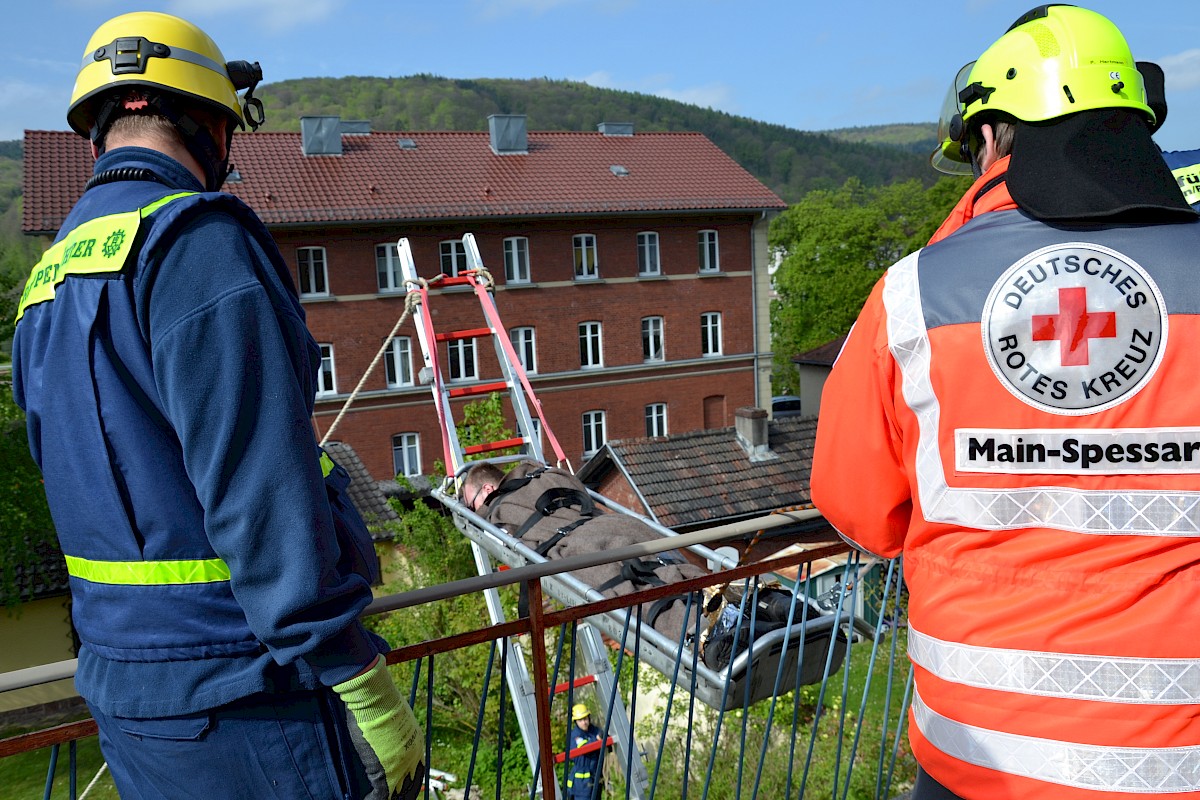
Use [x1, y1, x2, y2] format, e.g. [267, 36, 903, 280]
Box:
[912, 767, 966, 800]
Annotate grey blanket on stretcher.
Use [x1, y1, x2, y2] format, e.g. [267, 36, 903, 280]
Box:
[478, 461, 706, 647]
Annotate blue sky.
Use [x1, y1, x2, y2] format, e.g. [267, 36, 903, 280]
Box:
[5, 0, 1199, 153]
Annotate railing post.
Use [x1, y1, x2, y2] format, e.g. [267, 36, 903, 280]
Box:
[526, 578, 559, 799]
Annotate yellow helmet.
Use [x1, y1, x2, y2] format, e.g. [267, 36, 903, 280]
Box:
[67, 11, 263, 140]
[571, 703, 590, 721]
[933, 5, 1155, 174]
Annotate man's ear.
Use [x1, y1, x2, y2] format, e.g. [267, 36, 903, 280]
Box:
[90, 141, 101, 161]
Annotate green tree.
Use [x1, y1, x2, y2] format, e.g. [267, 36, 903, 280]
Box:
[768, 176, 968, 393]
[0, 374, 57, 609]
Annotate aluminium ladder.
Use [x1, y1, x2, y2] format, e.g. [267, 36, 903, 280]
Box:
[399, 234, 649, 799]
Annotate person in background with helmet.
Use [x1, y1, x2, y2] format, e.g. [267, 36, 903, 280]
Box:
[811, 5, 1199, 799]
[1162, 149, 1200, 210]
[566, 704, 604, 799]
[11, 12, 424, 799]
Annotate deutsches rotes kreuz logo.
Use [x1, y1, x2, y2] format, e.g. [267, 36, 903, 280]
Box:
[982, 242, 1167, 415]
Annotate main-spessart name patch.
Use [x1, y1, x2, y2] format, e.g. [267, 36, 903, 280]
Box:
[956, 428, 1200, 474]
[981, 243, 1167, 415]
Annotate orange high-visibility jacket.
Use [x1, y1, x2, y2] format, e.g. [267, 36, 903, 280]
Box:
[812, 196, 1200, 800]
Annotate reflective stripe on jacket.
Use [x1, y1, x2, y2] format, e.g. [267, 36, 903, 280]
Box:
[812, 205, 1200, 799]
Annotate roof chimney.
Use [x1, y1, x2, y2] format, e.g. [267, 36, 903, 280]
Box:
[488, 114, 528, 155]
[301, 115, 343, 156]
[598, 122, 634, 137]
[734, 407, 777, 462]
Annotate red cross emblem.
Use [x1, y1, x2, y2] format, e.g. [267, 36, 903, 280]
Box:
[1031, 287, 1116, 367]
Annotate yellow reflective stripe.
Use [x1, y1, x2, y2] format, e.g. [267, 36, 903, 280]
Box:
[15, 192, 196, 322]
[1172, 163, 1200, 206]
[320, 451, 335, 478]
[65, 554, 230, 585]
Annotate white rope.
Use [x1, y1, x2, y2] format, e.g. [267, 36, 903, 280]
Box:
[319, 279, 427, 446]
[79, 761, 109, 799]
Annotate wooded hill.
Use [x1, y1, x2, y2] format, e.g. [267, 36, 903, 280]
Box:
[254, 75, 937, 204]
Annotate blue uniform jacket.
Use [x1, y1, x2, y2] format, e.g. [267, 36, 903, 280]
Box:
[568, 722, 603, 794]
[12, 147, 384, 718]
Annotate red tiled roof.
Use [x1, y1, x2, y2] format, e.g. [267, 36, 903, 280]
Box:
[792, 336, 847, 367]
[579, 416, 817, 530]
[23, 129, 786, 234]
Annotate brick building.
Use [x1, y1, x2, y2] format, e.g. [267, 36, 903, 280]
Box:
[23, 115, 786, 480]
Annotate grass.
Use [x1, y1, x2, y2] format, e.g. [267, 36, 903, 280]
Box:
[0, 735, 118, 799]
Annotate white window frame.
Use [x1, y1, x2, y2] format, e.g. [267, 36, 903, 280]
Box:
[573, 234, 599, 280]
[579, 321, 603, 369]
[701, 312, 723, 357]
[582, 410, 607, 457]
[448, 338, 477, 382]
[637, 232, 661, 276]
[510, 326, 537, 374]
[298, 246, 329, 297]
[440, 240, 468, 277]
[392, 432, 421, 478]
[316, 343, 337, 396]
[698, 229, 720, 273]
[503, 236, 531, 284]
[645, 403, 668, 438]
[384, 336, 414, 388]
[642, 316, 664, 362]
[376, 243, 403, 292]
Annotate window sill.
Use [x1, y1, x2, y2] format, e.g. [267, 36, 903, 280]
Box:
[300, 294, 336, 303]
[638, 274, 667, 281]
[502, 281, 539, 290]
[698, 270, 726, 278]
[574, 277, 605, 284]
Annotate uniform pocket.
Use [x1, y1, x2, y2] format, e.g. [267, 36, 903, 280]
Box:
[116, 711, 211, 741]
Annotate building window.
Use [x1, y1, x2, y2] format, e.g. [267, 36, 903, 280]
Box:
[376, 243, 403, 292]
[579, 321, 603, 369]
[701, 312, 723, 356]
[440, 240, 468, 277]
[645, 403, 668, 438]
[582, 410, 607, 457]
[316, 344, 337, 396]
[510, 326, 537, 374]
[574, 234, 598, 280]
[642, 316, 664, 362]
[298, 247, 328, 297]
[637, 232, 661, 276]
[504, 237, 531, 284]
[392, 433, 421, 478]
[519, 417, 542, 457]
[698, 230, 720, 273]
[384, 336, 413, 387]
[448, 339, 477, 382]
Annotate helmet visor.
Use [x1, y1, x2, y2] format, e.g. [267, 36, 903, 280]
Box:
[931, 61, 976, 175]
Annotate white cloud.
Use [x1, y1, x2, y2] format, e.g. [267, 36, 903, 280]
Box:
[654, 83, 736, 113]
[472, 0, 633, 19]
[0, 79, 69, 139]
[1160, 48, 1200, 92]
[164, 0, 343, 32]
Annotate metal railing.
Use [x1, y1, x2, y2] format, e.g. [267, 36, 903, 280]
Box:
[1, 533, 914, 800]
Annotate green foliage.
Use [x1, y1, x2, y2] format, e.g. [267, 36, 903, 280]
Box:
[0, 374, 57, 608]
[252, 76, 937, 204]
[768, 175, 969, 393]
[0, 734, 118, 798]
[369, 394, 532, 795]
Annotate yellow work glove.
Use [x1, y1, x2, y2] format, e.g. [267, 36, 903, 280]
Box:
[333, 657, 425, 800]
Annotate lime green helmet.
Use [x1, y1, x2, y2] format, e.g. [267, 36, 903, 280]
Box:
[933, 5, 1156, 174]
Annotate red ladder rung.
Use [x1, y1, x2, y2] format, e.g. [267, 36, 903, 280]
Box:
[426, 274, 477, 289]
[552, 674, 598, 695]
[447, 381, 508, 399]
[435, 327, 492, 342]
[554, 736, 614, 764]
[464, 437, 527, 456]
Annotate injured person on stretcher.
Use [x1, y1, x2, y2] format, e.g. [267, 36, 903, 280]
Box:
[462, 460, 813, 670]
